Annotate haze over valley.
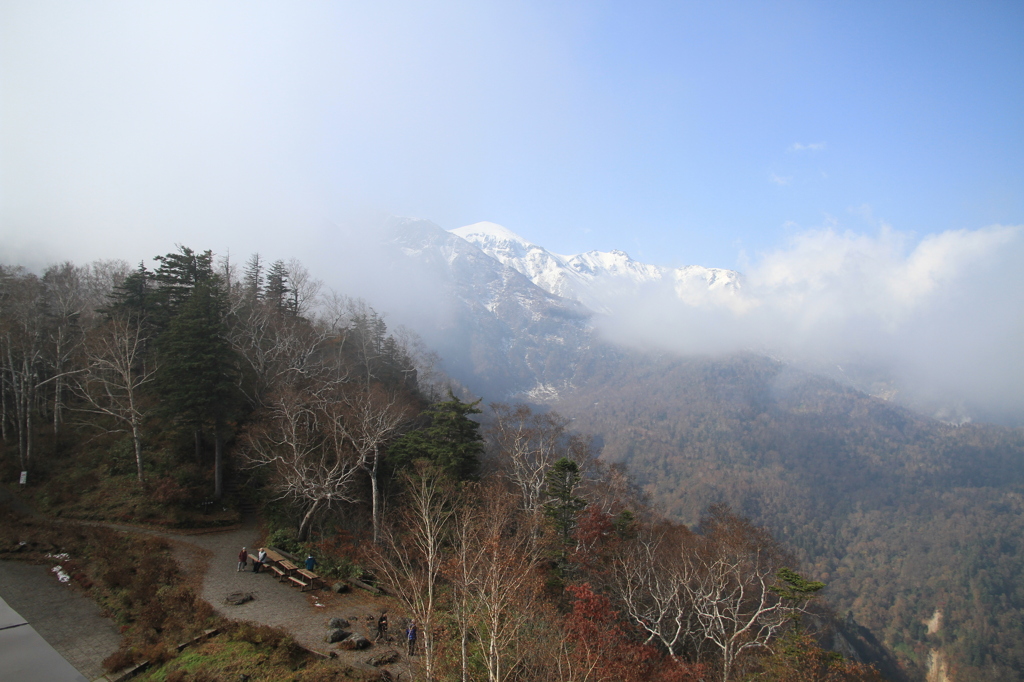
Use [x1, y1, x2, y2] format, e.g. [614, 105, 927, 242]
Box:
[3, 2, 1023, 680]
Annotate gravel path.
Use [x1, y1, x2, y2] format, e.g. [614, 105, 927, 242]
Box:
[0, 498, 416, 680]
[150, 521, 416, 679]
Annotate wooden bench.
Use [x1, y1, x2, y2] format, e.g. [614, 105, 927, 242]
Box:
[288, 575, 311, 591]
[268, 564, 287, 581]
[297, 568, 323, 590]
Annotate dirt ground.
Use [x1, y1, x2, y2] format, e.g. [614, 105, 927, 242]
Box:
[0, 494, 418, 681]
[173, 521, 416, 678]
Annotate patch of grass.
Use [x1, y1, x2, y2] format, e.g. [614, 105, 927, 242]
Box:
[135, 631, 376, 682]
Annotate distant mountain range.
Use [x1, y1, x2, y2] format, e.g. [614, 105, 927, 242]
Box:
[373, 217, 754, 400]
[451, 221, 743, 315]
[364, 216, 1024, 680]
[375, 217, 593, 401]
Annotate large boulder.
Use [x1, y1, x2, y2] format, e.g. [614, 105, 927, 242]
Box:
[328, 617, 350, 629]
[325, 629, 351, 644]
[366, 649, 400, 667]
[224, 592, 255, 605]
[331, 582, 350, 593]
[338, 634, 371, 650]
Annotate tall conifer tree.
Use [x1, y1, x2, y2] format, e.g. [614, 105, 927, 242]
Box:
[153, 267, 238, 498]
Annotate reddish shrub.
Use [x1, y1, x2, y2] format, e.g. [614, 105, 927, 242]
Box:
[564, 582, 706, 682]
[102, 648, 135, 672]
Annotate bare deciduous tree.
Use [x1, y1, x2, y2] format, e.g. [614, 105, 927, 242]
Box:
[43, 262, 87, 434]
[1, 268, 47, 469]
[241, 385, 363, 540]
[615, 522, 704, 660]
[487, 403, 593, 517]
[369, 464, 456, 681]
[229, 300, 335, 408]
[285, 258, 322, 317]
[73, 313, 157, 483]
[682, 508, 801, 682]
[615, 508, 806, 682]
[336, 382, 413, 544]
[448, 484, 543, 682]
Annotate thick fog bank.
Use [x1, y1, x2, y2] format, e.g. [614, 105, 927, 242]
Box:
[596, 224, 1024, 425]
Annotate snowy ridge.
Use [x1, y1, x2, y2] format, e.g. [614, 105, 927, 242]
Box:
[451, 221, 743, 313]
[383, 217, 593, 400]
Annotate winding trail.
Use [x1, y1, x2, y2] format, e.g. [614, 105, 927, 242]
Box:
[82, 518, 416, 678]
[1, 488, 415, 680]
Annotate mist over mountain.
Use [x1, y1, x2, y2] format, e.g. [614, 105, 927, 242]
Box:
[450, 221, 743, 315]
[447, 220, 1024, 427]
[342, 214, 1024, 679]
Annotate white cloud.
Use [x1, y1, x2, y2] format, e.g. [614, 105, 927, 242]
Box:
[791, 142, 826, 151]
[596, 224, 1024, 422]
[769, 173, 792, 186]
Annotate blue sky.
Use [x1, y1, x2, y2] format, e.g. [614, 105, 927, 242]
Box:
[2, 1, 1022, 419]
[1, 1, 1022, 269]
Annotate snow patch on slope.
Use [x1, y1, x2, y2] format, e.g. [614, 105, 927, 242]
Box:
[451, 221, 744, 314]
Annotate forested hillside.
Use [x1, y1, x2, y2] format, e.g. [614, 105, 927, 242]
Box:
[1, 249, 896, 681]
[0, 249, 430, 525]
[555, 350, 1024, 681]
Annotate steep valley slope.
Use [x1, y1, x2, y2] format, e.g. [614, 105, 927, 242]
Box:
[363, 217, 1024, 680]
[550, 350, 1024, 681]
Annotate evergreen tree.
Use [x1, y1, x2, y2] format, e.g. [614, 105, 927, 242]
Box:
[153, 278, 238, 498]
[265, 260, 289, 311]
[389, 393, 484, 481]
[104, 263, 151, 319]
[150, 247, 216, 331]
[544, 457, 587, 548]
[242, 253, 264, 301]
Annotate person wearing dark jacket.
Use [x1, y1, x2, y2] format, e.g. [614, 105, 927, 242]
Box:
[406, 621, 417, 656]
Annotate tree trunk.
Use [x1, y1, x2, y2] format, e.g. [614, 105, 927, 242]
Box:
[10, 348, 26, 469]
[297, 498, 321, 542]
[25, 382, 33, 469]
[15, 379, 26, 471]
[214, 423, 223, 500]
[53, 373, 61, 434]
[132, 420, 145, 484]
[371, 444, 380, 544]
[1, 363, 7, 442]
[194, 427, 203, 463]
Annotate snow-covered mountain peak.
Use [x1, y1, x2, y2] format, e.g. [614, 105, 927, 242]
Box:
[567, 249, 663, 283]
[451, 222, 535, 256]
[448, 221, 743, 314]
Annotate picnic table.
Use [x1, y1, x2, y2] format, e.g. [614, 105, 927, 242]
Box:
[268, 559, 296, 581]
[298, 568, 323, 589]
[288, 565, 315, 593]
[288, 568, 322, 592]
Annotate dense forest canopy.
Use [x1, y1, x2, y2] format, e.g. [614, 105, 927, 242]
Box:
[556, 351, 1024, 681]
[3, 247, 1019, 680]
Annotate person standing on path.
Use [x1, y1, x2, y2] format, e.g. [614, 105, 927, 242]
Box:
[376, 612, 388, 641]
[407, 621, 417, 656]
[237, 547, 247, 572]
